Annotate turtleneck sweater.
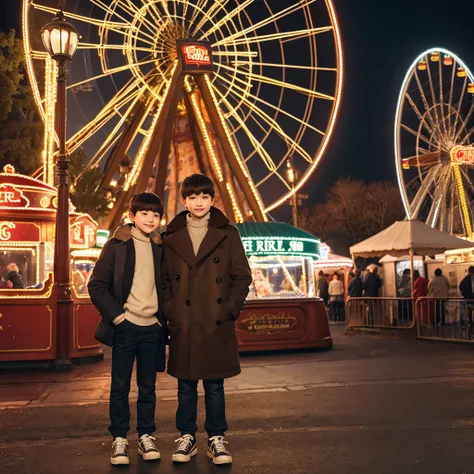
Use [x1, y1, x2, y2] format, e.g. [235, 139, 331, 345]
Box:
[113, 225, 159, 326]
[186, 212, 210, 255]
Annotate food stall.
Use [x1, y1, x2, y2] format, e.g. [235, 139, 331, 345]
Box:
[0, 165, 103, 365]
[235, 222, 333, 351]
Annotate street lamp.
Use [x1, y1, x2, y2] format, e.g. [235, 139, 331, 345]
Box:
[41, 11, 80, 369]
[286, 159, 298, 227]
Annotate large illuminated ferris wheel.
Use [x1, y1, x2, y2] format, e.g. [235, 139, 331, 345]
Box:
[395, 48, 474, 237]
[23, 0, 343, 228]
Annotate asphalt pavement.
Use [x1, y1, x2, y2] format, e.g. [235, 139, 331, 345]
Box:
[1, 327, 474, 473]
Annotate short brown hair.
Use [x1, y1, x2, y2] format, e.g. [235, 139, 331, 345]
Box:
[180, 174, 215, 199]
[129, 192, 164, 216]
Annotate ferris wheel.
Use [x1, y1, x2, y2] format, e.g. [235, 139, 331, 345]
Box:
[23, 0, 343, 226]
[395, 47, 474, 237]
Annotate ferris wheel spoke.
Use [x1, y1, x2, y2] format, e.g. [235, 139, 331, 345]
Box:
[91, 0, 161, 40]
[454, 100, 474, 144]
[233, 61, 338, 73]
[405, 93, 436, 138]
[451, 75, 468, 141]
[66, 57, 156, 92]
[199, 0, 253, 40]
[228, 88, 312, 164]
[216, 26, 333, 48]
[412, 71, 439, 136]
[67, 76, 146, 152]
[214, 71, 326, 136]
[218, 63, 333, 101]
[215, 85, 312, 168]
[213, 0, 318, 47]
[437, 59, 449, 139]
[425, 61, 444, 141]
[408, 164, 441, 218]
[77, 42, 156, 53]
[400, 123, 436, 147]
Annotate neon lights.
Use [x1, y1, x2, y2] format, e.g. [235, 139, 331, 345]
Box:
[451, 146, 474, 165]
[0, 222, 15, 241]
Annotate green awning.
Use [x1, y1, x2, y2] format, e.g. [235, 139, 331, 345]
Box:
[235, 222, 320, 260]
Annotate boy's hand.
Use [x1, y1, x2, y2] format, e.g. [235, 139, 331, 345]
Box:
[113, 313, 126, 325]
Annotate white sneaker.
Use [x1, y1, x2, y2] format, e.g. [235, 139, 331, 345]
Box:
[138, 434, 161, 461]
[207, 436, 232, 465]
[111, 437, 129, 465]
[172, 434, 197, 463]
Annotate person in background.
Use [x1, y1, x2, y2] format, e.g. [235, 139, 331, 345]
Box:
[348, 269, 363, 298]
[363, 266, 382, 325]
[413, 270, 429, 299]
[397, 268, 412, 325]
[398, 269, 411, 297]
[459, 266, 474, 330]
[6, 263, 25, 289]
[317, 270, 329, 306]
[428, 268, 450, 326]
[363, 266, 382, 297]
[328, 273, 345, 321]
[0, 277, 13, 289]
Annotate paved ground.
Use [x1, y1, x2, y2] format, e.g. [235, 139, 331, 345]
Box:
[1, 326, 474, 473]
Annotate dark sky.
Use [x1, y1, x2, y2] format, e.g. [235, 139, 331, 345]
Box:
[2, 0, 473, 207]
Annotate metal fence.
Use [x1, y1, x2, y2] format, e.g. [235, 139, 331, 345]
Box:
[415, 298, 474, 343]
[346, 297, 415, 330]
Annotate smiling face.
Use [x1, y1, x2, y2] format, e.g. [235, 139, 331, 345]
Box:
[129, 209, 161, 235]
[181, 192, 214, 219]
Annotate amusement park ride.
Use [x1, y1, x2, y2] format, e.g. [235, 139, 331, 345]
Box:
[0, 0, 344, 366]
[395, 48, 474, 238]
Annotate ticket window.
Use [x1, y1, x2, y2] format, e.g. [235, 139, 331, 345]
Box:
[0, 248, 38, 289]
[247, 256, 315, 300]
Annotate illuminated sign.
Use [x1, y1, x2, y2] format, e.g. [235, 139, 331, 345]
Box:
[241, 237, 319, 259]
[70, 215, 98, 248]
[238, 312, 298, 334]
[0, 221, 40, 242]
[451, 146, 474, 165]
[178, 40, 213, 73]
[0, 184, 30, 208]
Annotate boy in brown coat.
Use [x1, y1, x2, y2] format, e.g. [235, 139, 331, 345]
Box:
[162, 174, 252, 465]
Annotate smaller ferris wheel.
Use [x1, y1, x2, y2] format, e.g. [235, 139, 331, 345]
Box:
[395, 47, 474, 237]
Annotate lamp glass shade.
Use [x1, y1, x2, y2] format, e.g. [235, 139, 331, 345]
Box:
[41, 12, 80, 61]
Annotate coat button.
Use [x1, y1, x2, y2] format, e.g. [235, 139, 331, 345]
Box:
[216, 277, 222, 284]
[217, 298, 223, 304]
[213, 257, 220, 263]
[175, 275, 181, 281]
[185, 300, 191, 306]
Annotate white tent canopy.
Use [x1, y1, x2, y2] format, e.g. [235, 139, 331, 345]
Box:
[350, 220, 474, 258]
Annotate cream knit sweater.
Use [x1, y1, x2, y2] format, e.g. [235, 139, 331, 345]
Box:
[186, 212, 209, 255]
[114, 226, 158, 326]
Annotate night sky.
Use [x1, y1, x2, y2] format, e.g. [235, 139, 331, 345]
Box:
[1, 0, 473, 207]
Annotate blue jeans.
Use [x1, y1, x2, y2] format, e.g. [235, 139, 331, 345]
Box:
[176, 379, 228, 438]
[109, 320, 161, 438]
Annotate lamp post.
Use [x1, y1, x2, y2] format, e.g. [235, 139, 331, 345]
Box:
[286, 159, 298, 228]
[41, 11, 80, 369]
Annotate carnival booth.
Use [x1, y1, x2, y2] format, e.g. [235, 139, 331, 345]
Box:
[235, 222, 333, 351]
[0, 165, 103, 365]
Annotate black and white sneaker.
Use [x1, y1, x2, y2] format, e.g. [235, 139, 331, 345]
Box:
[172, 434, 197, 463]
[111, 437, 129, 465]
[207, 436, 232, 465]
[138, 434, 161, 461]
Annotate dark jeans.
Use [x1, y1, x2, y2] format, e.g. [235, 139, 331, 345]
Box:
[109, 320, 161, 439]
[176, 379, 228, 438]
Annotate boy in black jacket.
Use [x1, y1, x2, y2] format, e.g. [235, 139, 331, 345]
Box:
[88, 192, 166, 466]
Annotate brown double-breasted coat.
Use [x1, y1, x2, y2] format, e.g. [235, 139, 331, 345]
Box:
[162, 208, 252, 380]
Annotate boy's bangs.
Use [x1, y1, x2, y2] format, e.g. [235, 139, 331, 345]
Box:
[135, 202, 162, 213]
[184, 183, 214, 198]
[129, 192, 164, 215]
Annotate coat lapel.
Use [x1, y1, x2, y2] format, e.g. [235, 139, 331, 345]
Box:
[165, 228, 197, 268]
[195, 226, 227, 264]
